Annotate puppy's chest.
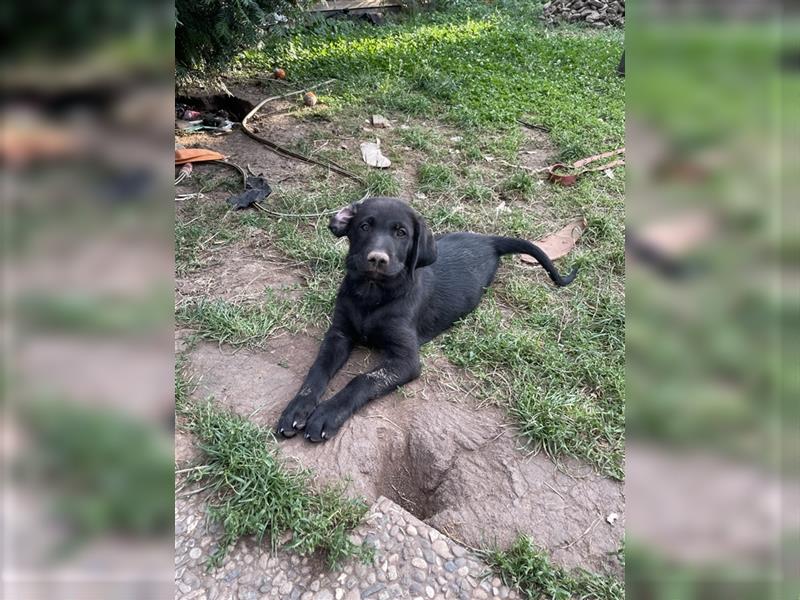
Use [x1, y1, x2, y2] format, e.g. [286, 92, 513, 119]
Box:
[348, 305, 393, 346]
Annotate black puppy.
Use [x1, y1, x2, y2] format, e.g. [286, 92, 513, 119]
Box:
[277, 197, 577, 442]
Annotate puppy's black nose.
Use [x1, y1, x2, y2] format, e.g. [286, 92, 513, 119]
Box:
[367, 251, 389, 269]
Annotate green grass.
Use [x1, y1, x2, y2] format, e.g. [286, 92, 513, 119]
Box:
[365, 170, 402, 196]
[240, 1, 624, 160]
[484, 535, 624, 600]
[176, 295, 299, 347]
[418, 162, 457, 192]
[177, 0, 625, 479]
[175, 362, 370, 568]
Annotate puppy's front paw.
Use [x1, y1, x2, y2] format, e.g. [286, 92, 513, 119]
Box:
[276, 394, 316, 438]
[303, 402, 347, 443]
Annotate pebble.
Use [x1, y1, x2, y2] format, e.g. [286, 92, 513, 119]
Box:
[175, 496, 535, 600]
[432, 539, 452, 559]
[411, 558, 427, 570]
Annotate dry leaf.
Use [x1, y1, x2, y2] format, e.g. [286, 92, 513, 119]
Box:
[360, 139, 391, 168]
[520, 217, 586, 266]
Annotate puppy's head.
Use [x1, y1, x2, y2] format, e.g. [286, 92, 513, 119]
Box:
[329, 197, 436, 279]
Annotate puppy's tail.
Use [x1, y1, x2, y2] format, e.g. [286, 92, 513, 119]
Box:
[492, 236, 578, 287]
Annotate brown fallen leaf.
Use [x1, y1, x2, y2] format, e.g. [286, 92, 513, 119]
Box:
[520, 217, 587, 266]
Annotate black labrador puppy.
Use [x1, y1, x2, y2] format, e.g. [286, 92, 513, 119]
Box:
[277, 197, 577, 442]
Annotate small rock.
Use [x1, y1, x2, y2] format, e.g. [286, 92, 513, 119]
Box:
[429, 530, 440, 542]
[456, 567, 469, 577]
[425, 586, 435, 599]
[406, 525, 418, 536]
[310, 580, 320, 592]
[335, 590, 344, 600]
[313, 591, 333, 600]
[362, 583, 385, 598]
[412, 558, 427, 570]
[372, 115, 389, 128]
[432, 539, 452, 559]
[444, 561, 456, 573]
[189, 548, 202, 560]
[279, 582, 293, 596]
[387, 566, 398, 581]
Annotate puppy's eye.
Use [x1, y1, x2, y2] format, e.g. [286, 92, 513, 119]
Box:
[395, 228, 407, 237]
[360, 222, 370, 231]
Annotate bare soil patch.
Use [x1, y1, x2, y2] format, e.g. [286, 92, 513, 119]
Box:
[187, 337, 624, 575]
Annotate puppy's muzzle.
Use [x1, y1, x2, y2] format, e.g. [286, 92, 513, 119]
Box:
[367, 250, 390, 273]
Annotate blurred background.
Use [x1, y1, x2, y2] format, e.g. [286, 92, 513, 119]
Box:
[2, 1, 175, 599]
[626, 0, 798, 598]
[1, 0, 797, 599]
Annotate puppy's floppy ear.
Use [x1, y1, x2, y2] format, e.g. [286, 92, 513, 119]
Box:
[328, 203, 358, 237]
[409, 211, 437, 272]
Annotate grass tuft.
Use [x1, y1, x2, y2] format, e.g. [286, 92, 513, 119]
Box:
[176, 389, 370, 568]
[418, 163, 456, 193]
[484, 535, 623, 600]
[176, 295, 298, 347]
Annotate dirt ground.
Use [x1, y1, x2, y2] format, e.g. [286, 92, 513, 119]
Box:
[175, 83, 625, 577]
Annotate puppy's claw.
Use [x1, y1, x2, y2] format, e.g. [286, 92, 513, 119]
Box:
[292, 421, 297, 428]
[279, 428, 284, 434]
[321, 431, 327, 439]
[305, 433, 310, 439]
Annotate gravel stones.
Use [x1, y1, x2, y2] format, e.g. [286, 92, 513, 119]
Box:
[175, 494, 517, 600]
[542, 0, 625, 28]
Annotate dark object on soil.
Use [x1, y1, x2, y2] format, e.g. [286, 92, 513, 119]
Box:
[276, 197, 577, 442]
[617, 51, 625, 77]
[227, 175, 272, 209]
[175, 94, 255, 123]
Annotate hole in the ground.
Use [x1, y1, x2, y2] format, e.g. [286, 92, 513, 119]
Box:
[175, 94, 255, 122]
[375, 437, 441, 523]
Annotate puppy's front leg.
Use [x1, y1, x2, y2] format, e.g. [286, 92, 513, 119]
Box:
[304, 342, 421, 442]
[277, 326, 353, 438]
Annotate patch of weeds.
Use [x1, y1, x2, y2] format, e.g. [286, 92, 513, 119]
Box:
[176, 294, 298, 347]
[397, 126, 437, 153]
[460, 181, 494, 203]
[418, 163, 456, 193]
[442, 286, 624, 479]
[424, 204, 470, 231]
[176, 202, 237, 276]
[377, 89, 432, 116]
[484, 535, 623, 600]
[177, 398, 371, 568]
[366, 170, 401, 196]
[503, 171, 536, 197]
